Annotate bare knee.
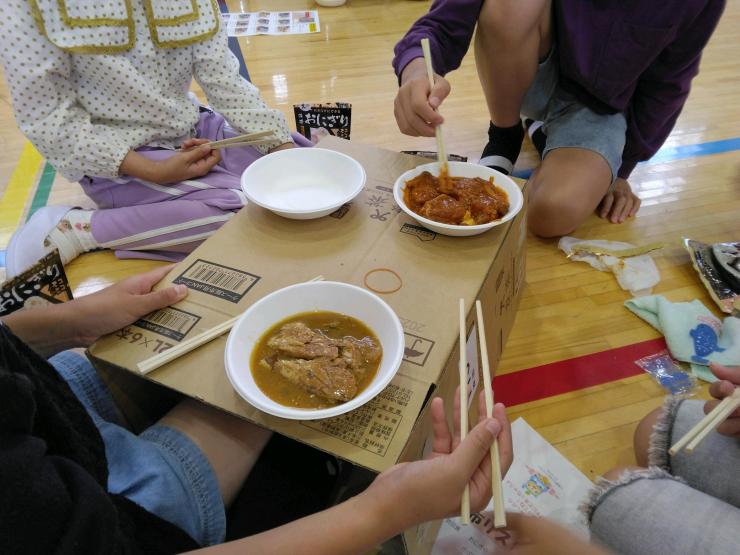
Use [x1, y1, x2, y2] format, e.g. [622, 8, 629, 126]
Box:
[634, 407, 663, 467]
[527, 189, 583, 237]
[526, 151, 612, 237]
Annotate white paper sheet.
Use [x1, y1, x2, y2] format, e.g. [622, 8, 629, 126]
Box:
[222, 11, 320, 37]
[432, 418, 593, 554]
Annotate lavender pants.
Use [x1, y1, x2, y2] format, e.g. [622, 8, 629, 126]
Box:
[81, 109, 311, 261]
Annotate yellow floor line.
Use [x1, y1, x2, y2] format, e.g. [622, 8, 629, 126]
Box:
[0, 142, 42, 247]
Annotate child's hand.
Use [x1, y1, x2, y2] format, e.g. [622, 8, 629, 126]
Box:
[69, 264, 188, 345]
[363, 388, 512, 529]
[705, 363, 740, 437]
[395, 57, 451, 137]
[152, 142, 221, 184]
[598, 178, 641, 223]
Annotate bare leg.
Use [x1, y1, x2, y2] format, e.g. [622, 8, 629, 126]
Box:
[475, 0, 552, 127]
[527, 147, 612, 237]
[600, 407, 662, 481]
[634, 407, 663, 468]
[158, 399, 272, 506]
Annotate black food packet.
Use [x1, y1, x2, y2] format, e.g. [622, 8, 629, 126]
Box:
[294, 103, 352, 143]
[0, 250, 73, 316]
[684, 239, 738, 314]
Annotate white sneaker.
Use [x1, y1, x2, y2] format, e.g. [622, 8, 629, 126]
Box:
[5, 205, 73, 278]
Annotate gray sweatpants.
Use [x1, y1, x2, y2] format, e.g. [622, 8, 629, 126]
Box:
[584, 399, 740, 555]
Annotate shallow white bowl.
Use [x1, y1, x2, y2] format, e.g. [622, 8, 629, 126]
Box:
[393, 161, 524, 237]
[224, 281, 405, 420]
[240, 148, 366, 219]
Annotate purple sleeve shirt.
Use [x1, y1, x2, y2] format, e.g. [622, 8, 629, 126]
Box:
[393, 0, 726, 179]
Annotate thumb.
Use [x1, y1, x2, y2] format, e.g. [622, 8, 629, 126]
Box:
[428, 77, 451, 110]
[709, 362, 740, 385]
[135, 284, 188, 315]
[451, 418, 500, 475]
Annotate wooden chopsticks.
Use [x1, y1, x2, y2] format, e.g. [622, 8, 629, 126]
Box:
[458, 298, 506, 527]
[137, 315, 240, 375]
[669, 387, 740, 455]
[475, 300, 506, 528]
[180, 130, 278, 151]
[136, 275, 325, 375]
[206, 130, 275, 149]
[458, 299, 472, 524]
[212, 138, 279, 150]
[420, 39, 448, 175]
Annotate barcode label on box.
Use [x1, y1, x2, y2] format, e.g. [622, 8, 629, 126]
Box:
[135, 307, 201, 341]
[301, 384, 412, 456]
[174, 259, 260, 303]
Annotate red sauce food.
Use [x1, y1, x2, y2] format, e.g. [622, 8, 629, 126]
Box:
[403, 171, 509, 226]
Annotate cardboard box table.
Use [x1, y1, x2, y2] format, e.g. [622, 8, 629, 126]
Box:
[90, 136, 526, 553]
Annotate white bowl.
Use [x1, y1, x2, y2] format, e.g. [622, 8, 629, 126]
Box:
[224, 281, 405, 420]
[241, 148, 366, 219]
[393, 161, 524, 237]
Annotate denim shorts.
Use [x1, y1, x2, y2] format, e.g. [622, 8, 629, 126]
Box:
[49, 351, 226, 547]
[521, 48, 627, 181]
[584, 398, 740, 554]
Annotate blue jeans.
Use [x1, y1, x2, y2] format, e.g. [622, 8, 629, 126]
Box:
[49, 351, 226, 546]
[585, 399, 740, 554]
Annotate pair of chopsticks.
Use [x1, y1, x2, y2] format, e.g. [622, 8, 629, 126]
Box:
[420, 38, 448, 175]
[669, 387, 740, 455]
[181, 130, 278, 151]
[136, 275, 325, 375]
[458, 298, 506, 528]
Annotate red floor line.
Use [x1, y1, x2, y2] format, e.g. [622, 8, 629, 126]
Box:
[493, 338, 667, 407]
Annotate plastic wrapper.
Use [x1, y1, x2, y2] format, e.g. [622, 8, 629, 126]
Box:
[635, 351, 697, 396]
[294, 102, 351, 144]
[684, 239, 739, 314]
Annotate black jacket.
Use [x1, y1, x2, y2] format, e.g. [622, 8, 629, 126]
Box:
[0, 325, 198, 554]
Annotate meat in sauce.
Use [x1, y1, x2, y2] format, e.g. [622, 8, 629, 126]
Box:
[404, 171, 509, 226]
[251, 312, 382, 409]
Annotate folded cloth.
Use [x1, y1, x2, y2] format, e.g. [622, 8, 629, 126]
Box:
[690, 363, 719, 383]
[625, 295, 740, 367]
[559, 237, 660, 296]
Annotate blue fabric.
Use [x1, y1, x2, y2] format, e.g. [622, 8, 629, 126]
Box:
[624, 295, 740, 368]
[48, 352, 226, 546]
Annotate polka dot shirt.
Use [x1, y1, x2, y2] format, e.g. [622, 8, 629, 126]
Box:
[0, 0, 291, 181]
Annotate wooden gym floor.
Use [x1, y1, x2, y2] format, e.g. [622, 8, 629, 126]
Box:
[1, 0, 738, 480]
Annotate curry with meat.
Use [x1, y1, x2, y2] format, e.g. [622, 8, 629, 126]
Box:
[251, 311, 382, 409]
[403, 170, 509, 225]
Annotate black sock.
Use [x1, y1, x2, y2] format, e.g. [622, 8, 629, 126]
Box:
[479, 121, 524, 175]
[524, 118, 547, 159]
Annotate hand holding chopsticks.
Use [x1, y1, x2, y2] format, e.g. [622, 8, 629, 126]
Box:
[458, 298, 508, 527]
[670, 376, 740, 455]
